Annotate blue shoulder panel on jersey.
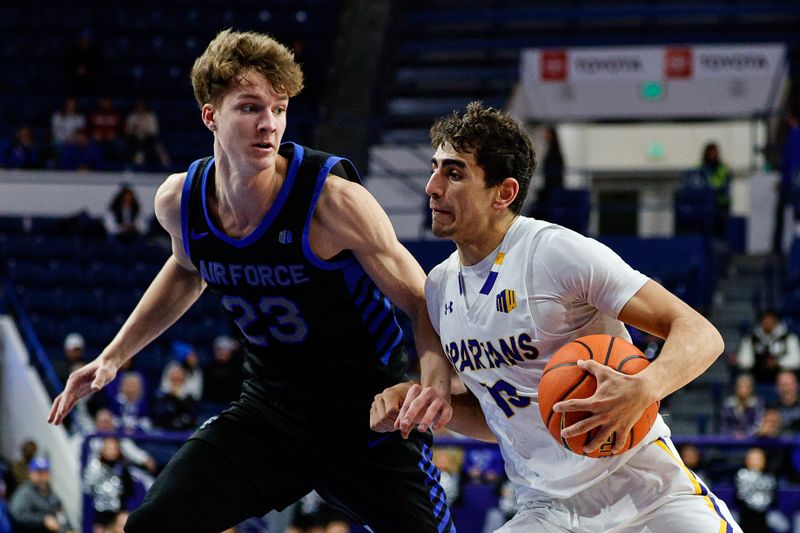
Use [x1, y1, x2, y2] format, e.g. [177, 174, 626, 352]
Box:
[181, 158, 204, 260]
[201, 143, 303, 248]
[301, 155, 359, 270]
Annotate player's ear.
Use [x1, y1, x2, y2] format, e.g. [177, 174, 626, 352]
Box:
[201, 104, 217, 132]
[493, 177, 519, 210]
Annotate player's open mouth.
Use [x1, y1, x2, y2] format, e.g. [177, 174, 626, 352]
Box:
[253, 143, 273, 150]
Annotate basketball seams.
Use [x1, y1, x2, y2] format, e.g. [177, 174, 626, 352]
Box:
[617, 354, 648, 372]
[573, 340, 594, 360]
[603, 336, 615, 365]
[545, 370, 592, 427]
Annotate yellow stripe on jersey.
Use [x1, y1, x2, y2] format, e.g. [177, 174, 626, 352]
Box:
[654, 439, 729, 532]
[495, 252, 505, 265]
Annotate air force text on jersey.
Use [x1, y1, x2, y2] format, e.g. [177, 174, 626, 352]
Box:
[443, 333, 539, 374]
[198, 260, 310, 288]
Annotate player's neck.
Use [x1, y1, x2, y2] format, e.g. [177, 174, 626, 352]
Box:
[457, 212, 517, 266]
[211, 154, 287, 237]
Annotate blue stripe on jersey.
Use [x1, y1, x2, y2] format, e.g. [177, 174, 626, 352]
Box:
[181, 158, 202, 260]
[479, 271, 499, 295]
[343, 263, 404, 367]
[200, 143, 303, 248]
[302, 155, 361, 270]
[418, 443, 456, 533]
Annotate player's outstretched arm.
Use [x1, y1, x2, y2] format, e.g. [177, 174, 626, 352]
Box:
[49, 173, 206, 425]
[315, 177, 453, 431]
[371, 382, 496, 442]
[555, 280, 723, 453]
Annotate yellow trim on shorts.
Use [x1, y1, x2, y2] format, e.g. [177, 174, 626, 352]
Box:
[654, 439, 726, 533]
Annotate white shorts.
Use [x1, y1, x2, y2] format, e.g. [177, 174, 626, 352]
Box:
[496, 437, 741, 533]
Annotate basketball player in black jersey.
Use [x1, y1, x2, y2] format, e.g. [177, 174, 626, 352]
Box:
[48, 29, 458, 533]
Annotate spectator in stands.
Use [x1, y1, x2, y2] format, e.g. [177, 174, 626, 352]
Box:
[481, 475, 517, 533]
[82, 437, 133, 533]
[62, 29, 103, 96]
[50, 97, 85, 149]
[720, 373, 764, 438]
[124, 99, 169, 170]
[286, 491, 350, 533]
[8, 457, 73, 533]
[57, 128, 105, 171]
[774, 108, 800, 254]
[737, 308, 800, 384]
[678, 443, 709, 485]
[159, 340, 203, 401]
[0, 126, 41, 169]
[432, 447, 464, 508]
[90, 409, 157, 476]
[52, 332, 86, 388]
[10, 440, 38, 489]
[734, 447, 775, 533]
[88, 97, 124, 166]
[768, 370, 800, 433]
[527, 125, 564, 220]
[108, 373, 151, 433]
[152, 365, 198, 430]
[104, 185, 145, 242]
[0, 479, 11, 533]
[699, 141, 732, 241]
[202, 335, 243, 403]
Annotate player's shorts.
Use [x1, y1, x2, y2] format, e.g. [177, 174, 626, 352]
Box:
[124, 402, 456, 533]
[496, 437, 741, 533]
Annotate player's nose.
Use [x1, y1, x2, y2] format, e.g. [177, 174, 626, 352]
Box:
[425, 170, 443, 197]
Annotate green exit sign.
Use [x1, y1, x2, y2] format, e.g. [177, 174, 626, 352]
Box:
[641, 82, 664, 101]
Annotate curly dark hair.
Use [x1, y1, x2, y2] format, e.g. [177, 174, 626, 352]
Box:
[429, 101, 536, 214]
[191, 29, 304, 108]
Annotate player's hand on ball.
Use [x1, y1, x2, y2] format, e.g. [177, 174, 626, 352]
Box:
[395, 383, 453, 439]
[370, 382, 413, 433]
[553, 359, 656, 455]
[48, 354, 120, 425]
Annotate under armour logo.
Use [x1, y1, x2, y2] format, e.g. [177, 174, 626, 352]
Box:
[444, 301, 453, 314]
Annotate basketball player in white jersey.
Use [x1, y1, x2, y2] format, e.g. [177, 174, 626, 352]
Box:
[370, 102, 742, 532]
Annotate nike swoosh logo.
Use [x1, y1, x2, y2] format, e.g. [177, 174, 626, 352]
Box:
[190, 230, 209, 240]
[366, 433, 394, 448]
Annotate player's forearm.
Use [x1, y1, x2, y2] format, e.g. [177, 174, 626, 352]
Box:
[412, 313, 453, 396]
[101, 256, 205, 366]
[446, 392, 497, 442]
[639, 315, 723, 402]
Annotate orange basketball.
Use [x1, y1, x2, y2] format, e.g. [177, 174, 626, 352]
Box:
[538, 334, 660, 458]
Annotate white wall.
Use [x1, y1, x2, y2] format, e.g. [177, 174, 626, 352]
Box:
[0, 316, 81, 527]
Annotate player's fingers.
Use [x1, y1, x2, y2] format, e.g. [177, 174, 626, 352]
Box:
[560, 414, 604, 439]
[430, 404, 453, 432]
[583, 427, 617, 454]
[48, 394, 63, 424]
[553, 397, 594, 413]
[397, 384, 423, 432]
[416, 399, 445, 432]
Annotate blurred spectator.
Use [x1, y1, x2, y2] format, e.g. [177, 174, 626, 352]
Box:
[767, 370, 800, 432]
[107, 510, 128, 533]
[62, 29, 103, 95]
[159, 341, 203, 401]
[527, 125, 564, 220]
[754, 408, 798, 482]
[124, 99, 169, 170]
[50, 97, 85, 148]
[108, 373, 151, 432]
[104, 185, 145, 242]
[8, 458, 73, 533]
[481, 475, 517, 533]
[286, 491, 350, 533]
[774, 108, 800, 254]
[89, 409, 156, 476]
[153, 365, 198, 430]
[82, 437, 133, 533]
[678, 443, 709, 484]
[88, 97, 124, 165]
[720, 374, 764, 438]
[737, 308, 800, 384]
[432, 447, 464, 507]
[52, 333, 86, 388]
[203, 335, 243, 403]
[0, 126, 41, 169]
[699, 142, 732, 241]
[0, 479, 11, 533]
[57, 128, 105, 171]
[734, 448, 775, 533]
[11, 440, 38, 488]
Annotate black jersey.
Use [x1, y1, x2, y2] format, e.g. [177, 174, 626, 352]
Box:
[181, 143, 409, 423]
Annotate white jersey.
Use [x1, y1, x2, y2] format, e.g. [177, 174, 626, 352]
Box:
[426, 216, 671, 505]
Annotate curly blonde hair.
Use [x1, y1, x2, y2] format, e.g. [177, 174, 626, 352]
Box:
[190, 29, 304, 108]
